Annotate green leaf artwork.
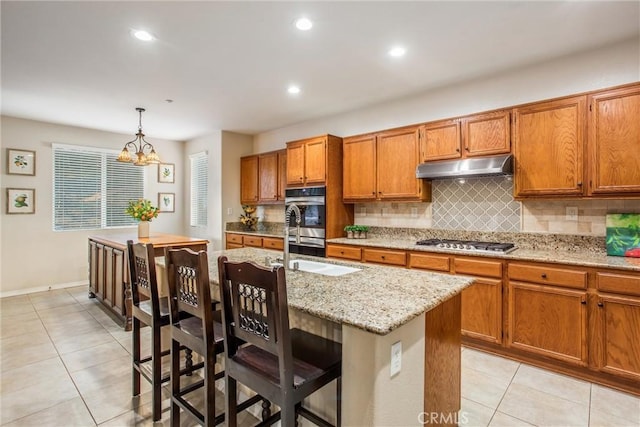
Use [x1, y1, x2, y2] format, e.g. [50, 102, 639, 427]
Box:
[14, 193, 28, 207]
[13, 155, 28, 168]
[162, 167, 171, 178]
[606, 214, 640, 257]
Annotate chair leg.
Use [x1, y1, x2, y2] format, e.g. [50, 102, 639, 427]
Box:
[132, 317, 141, 396]
[336, 377, 342, 427]
[226, 376, 238, 427]
[281, 404, 297, 427]
[170, 339, 181, 427]
[204, 348, 216, 427]
[151, 322, 162, 421]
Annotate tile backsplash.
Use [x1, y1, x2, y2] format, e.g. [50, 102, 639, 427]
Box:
[256, 180, 640, 237]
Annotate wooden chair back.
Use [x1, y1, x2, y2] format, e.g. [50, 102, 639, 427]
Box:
[127, 240, 161, 318]
[217, 256, 293, 385]
[165, 247, 215, 336]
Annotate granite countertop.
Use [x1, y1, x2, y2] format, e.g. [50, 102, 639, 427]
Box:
[328, 237, 640, 272]
[159, 247, 474, 335]
[224, 229, 283, 239]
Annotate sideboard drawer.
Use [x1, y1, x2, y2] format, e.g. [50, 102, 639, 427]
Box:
[243, 236, 263, 248]
[408, 252, 451, 272]
[226, 233, 243, 245]
[597, 271, 640, 297]
[262, 237, 284, 250]
[327, 244, 362, 261]
[455, 257, 503, 278]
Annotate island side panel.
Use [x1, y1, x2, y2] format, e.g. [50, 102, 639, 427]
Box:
[424, 293, 462, 426]
[342, 313, 426, 427]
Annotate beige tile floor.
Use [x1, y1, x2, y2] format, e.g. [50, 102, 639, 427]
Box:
[1, 286, 639, 426]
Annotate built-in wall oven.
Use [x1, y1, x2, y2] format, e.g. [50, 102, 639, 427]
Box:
[284, 186, 326, 257]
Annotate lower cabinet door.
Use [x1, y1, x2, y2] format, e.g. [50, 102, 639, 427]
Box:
[596, 293, 640, 382]
[461, 278, 502, 344]
[507, 281, 588, 366]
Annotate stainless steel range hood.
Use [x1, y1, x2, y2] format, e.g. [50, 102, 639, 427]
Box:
[416, 154, 513, 180]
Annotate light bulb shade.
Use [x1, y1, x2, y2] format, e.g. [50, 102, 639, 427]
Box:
[145, 149, 160, 164]
[133, 151, 148, 166]
[117, 147, 132, 163]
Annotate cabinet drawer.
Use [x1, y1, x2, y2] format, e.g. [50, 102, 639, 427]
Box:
[226, 233, 243, 245]
[597, 272, 640, 297]
[509, 263, 587, 289]
[243, 236, 263, 248]
[226, 243, 243, 250]
[262, 237, 284, 251]
[327, 244, 362, 261]
[408, 252, 450, 272]
[363, 248, 406, 266]
[455, 257, 502, 278]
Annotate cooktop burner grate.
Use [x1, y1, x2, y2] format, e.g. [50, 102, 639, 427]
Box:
[415, 239, 517, 254]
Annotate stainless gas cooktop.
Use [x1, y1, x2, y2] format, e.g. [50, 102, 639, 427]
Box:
[415, 239, 517, 254]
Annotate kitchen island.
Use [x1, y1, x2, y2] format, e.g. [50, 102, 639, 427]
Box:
[88, 233, 208, 330]
[159, 247, 473, 426]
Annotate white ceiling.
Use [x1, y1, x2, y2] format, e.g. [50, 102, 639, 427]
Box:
[2, 1, 638, 141]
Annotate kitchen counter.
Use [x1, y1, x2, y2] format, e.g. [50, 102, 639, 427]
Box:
[158, 246, 472, 425]
[224, 229, 282, 239]
[328, 237, 640, 272]
[162, 247, 474, 335]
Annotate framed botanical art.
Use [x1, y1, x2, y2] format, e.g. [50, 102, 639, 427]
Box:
[7, 149, 36, 176]
[158, 163, 175, 183]
[158, 192, 175, 213]
[7, 188, 35, 214]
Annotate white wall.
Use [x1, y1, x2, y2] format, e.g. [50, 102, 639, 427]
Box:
[0, 116, 185, 296]
[254, 38, 640, 152]
[184, 131, 253, 251]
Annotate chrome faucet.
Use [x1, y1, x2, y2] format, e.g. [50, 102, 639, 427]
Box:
[284, 203, 301, 270]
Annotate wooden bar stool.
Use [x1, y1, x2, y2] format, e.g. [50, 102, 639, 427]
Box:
[166, 248, 262, 426]
[217, 256, 342, 427]
[128, 240, 179, 421]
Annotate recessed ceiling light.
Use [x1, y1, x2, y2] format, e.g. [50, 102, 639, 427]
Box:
[288, 85, 301, 94]
[132, 29, 155, 42]
[295, 17, 313, 31]
[389, 46, 406, 57]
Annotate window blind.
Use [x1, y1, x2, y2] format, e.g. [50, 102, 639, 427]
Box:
[53, 144, 144, 231]
[190, 151, 208, 227]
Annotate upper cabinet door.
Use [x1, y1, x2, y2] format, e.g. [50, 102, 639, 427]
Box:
[421, 119, 462, 162]
[376, 127, 423, 199]
[240, 155, 259, 204]
[588, 84, 640, 195]
[304, 137, 327, 185]
[343, 134, 377, 201]
[514, 96, 586, 198]
[277, 150, 287, 200]
[258, 152, 278, 202]
[462, 110, 511, 157]
[286, 141, 305, 186]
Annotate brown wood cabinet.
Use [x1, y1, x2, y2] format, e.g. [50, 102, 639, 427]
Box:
[343, 127, 431, 202]
[419, 111, 510, 162]
[326, 240, 640, 394]
[514, 96, 586, 198]
[225, 233, 284, 251]
[286, 135, 330, 187]
[454, 257, 504, 345]
[588, 84, 640, 196]
[594, 272, 640, 382]
[257, 150, 287, 203]
[240, 155, 259, 204]
[507, 262, 588, 366]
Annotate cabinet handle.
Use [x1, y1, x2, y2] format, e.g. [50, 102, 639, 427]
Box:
[381, 255, 386, 259]
[465, 147, 470, 151]
[597, 301, 604, 307]
[372, 191, 376, 195]
[577, 182, 583, 186]
[541, 273, 547, 279]
[456, 148, 460, 152]
[340, 251, 344, 255]
[299, 177, 303, 181]
[581, 300, 586, 305]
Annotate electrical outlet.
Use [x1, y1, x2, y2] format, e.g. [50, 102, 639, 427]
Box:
[565, 206, 578, 221]
[390, 341, 402, 377]
[227, 207, 233, 216]
[411, 207, 418, 218]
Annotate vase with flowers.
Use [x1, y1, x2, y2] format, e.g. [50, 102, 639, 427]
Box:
[239, 205, 259, 231]
[126, 198, 160, 238]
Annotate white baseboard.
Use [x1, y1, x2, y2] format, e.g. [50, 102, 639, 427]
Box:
[0, 281, 88, 298]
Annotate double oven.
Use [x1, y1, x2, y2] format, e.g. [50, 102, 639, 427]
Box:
[284, 186, 326, 257]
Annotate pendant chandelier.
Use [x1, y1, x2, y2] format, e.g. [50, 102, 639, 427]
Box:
[117, 107, 160, 166]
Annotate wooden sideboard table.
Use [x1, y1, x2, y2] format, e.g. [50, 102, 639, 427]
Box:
[88, 233, 208, 330]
